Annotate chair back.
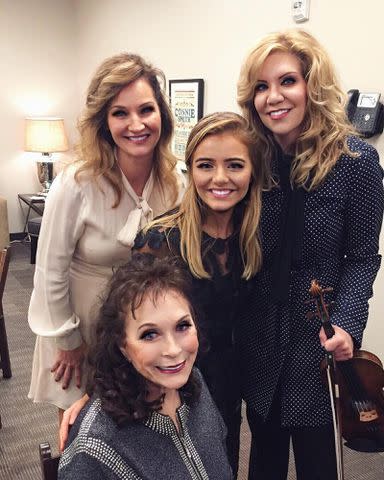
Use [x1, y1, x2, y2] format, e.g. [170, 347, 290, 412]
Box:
[0, 248, 12, 379]
[0, 248, 10, 303]
[0, 196, 9, 250]
[39, 443, 60, 480]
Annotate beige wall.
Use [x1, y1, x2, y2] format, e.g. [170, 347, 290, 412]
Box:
[0, 0, 78, 233]
[1, 0, 383, 355]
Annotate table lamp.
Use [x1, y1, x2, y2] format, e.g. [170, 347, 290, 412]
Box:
[24, 117, 69, 194]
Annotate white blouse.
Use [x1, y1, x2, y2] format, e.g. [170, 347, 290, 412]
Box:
[28, 165, 185, 408]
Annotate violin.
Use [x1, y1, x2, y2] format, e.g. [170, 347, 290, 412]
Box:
[307, 280, 384, 453]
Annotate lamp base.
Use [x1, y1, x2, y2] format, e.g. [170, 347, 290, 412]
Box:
[37, 159, 54, 194]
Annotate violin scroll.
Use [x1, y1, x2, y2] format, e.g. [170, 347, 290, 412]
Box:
[309, 279, 332, 298]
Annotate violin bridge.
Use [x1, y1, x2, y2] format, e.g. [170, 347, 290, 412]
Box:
[360, 410, 379, 422]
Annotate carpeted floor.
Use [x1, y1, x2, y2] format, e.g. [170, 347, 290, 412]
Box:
[0, 242, 57, 479]
[0, 242, 383, 479]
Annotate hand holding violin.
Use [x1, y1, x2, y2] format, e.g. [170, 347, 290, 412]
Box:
[308, 279, 384, 454]
[319, 325, 354, 361]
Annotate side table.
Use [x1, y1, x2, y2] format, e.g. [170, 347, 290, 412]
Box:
[18, 194, 45, 233]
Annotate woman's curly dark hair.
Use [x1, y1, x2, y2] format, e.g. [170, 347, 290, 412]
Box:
[86, 253, 201, 425]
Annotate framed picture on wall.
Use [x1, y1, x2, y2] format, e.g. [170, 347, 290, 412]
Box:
[169, 79, 204, 160]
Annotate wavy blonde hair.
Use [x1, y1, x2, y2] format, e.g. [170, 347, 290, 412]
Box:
[147, 112, 263, 280]
[74, 53, 178, 206]
[237, 29, 358, 190]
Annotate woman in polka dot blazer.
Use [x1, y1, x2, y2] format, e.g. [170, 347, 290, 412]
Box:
[237, 29, 384, 479]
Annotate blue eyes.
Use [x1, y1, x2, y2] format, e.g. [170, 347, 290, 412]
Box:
[110, 105, 155, 118]
[230, 162, 245, 169]
[255, 83, 268, 93]
[140, 330, 157, 341]
[178, 321, 193, 331]
[196, 162, 244, 170]
[141, 106, 155, 114]
[196, 162, 212, 169]
[139, 321, 193, 342]
[255, 76, 297, 93]
[111, 110, 126, 117]
[282, 76, 296, 85]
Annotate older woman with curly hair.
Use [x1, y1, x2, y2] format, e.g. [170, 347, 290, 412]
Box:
[58, 254, 232, 480]
[237, 29, 384, 479]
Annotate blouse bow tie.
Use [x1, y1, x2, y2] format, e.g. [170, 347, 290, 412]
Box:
[117, 170, 154, 247]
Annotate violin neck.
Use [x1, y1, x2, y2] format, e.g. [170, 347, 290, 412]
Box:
[323, 317, 335, 339]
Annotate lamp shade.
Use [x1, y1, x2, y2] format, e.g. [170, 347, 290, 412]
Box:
[24, 117, 69, 153]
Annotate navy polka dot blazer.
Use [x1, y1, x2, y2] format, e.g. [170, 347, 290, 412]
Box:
[237, 136, 384, 427]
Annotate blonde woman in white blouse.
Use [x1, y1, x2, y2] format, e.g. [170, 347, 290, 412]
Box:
[28, 53, 184, 421]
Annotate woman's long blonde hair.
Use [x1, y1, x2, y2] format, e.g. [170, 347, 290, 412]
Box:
[237, 29, 357, 190]
[147, 112, 263, 280]
[74, 53, 178, 206]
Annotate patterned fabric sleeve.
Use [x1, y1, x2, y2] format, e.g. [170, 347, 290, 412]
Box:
[133, 227, 174, 259]
[330, 141, 384, 346]
[58, 450, 109, 479]
[192, 368, 230, 464]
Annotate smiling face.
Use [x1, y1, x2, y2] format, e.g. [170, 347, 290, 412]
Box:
[107, 77, 162, 164]
[253, 51, 307, 152]
[191, 132, 253, 217]
[121, 290, 198, 399]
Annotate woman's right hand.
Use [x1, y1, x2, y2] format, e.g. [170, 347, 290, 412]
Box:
[51, 342, 86, 389]
[59, 394, 90, 452]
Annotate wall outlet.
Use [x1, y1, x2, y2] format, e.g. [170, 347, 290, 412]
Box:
[292, 0, 310, 23]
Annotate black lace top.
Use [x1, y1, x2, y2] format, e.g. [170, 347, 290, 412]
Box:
[133, 223, 246, 353]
